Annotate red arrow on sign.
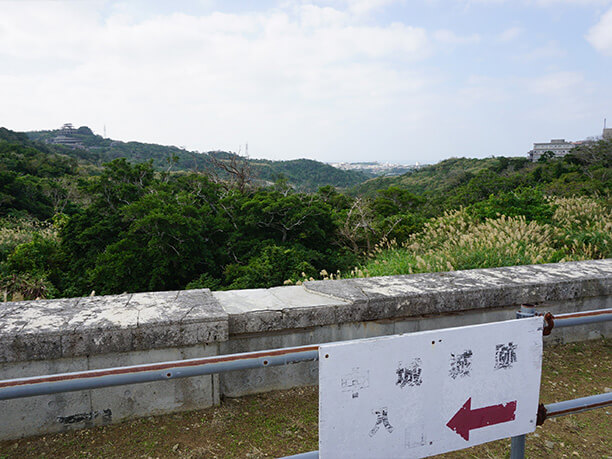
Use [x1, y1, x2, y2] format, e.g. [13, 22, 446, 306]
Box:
[446, 397, 517, 441]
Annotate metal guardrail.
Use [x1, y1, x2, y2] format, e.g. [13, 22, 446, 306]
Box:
[0, 346, 319, 400]
[0, 307, 610, 459]
[543, 392, 612, 419]
[507, 305, 612, 459]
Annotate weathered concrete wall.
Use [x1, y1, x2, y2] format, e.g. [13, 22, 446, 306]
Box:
[0, 260, 611, 439]
[0, 289, 226, 439]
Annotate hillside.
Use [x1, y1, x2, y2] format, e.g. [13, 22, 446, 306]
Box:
[353, 150, 610, 205]
[25, 126, 368, 191]
[352, 157, 530, 196]
[249, 158, 368, 190]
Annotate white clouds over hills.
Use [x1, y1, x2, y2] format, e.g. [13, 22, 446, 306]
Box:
[0, 1, 610, 163]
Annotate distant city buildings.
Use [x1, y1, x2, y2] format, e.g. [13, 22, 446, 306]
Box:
[329, 161, 419, 175]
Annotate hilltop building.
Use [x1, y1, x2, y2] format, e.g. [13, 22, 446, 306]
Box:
[528, 139, 575, 162]
[50, 135, 82, 147]
[528, 123, 612, 161]
[60, 123, 75, 135]
[48, 123, 84, 149]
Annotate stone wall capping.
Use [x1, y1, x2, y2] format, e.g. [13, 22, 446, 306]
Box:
[301, 259, 612, 324]
[0, 260, 610, 363]
[212, 285, 350, 335]
[0, 288, 228, 363]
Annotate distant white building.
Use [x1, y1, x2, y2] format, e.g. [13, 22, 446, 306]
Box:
[529, 139, 575, 162]
[529, 124, 612, 161]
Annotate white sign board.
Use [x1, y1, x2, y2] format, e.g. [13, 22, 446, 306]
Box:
[319, 317, 543, 458]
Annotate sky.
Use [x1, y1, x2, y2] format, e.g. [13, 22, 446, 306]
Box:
[1, 0, 611, 164]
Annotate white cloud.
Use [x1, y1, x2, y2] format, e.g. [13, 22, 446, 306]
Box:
[343, 0, 401, 14]
[518, 41, 567, 60]
[433, 29, 481, 45]
[497, 27, 522, 42]
[299, 4, 349, 28]
[586, 7, 612, 55]
[527, 71, 584, 94]
[0, 2, 432, 160]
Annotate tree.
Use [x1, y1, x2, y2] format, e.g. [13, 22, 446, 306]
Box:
[538, 150, 556, 162]
[87, 158, 155, 212]
[224, 245, 316, 289]
[337, 197, 377, 254]
[206, 152, 254, 193]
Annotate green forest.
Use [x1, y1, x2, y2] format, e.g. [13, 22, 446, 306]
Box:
[1, 125, 610, 301]
[25, 127, 370, 191]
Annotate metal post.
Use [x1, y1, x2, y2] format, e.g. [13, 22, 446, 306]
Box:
[510, 304, 534, 459]
[510, 434, 526, 459]
[516, 303, 537, 319]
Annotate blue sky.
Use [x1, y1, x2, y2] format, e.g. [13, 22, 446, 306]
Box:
[1, 0, 611, 164]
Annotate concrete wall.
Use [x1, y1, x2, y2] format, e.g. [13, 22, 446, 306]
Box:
[0, 260, 611, 439]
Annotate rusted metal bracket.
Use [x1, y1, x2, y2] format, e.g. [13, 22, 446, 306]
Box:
[536, 403, 548, 426]
[541, 312, 554, 336]
[517, 306, 611, 336]
[516, 304, 554, 336]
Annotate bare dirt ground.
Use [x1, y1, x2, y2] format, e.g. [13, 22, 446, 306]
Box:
[0, 339, 610, 459]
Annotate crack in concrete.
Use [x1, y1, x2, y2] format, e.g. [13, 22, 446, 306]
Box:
[0, 304, 24, 320]
[179, 300, 201, 323]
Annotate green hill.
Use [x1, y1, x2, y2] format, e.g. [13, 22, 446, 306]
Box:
[249, 158, 369, 190]
[25, 126, 368, 190]
[352, 157, 530, 196]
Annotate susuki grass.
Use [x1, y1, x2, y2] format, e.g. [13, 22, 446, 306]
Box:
[0, 216, 58, 260]
[333, 196, 611, 279]
[551, 196, 612, 262]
